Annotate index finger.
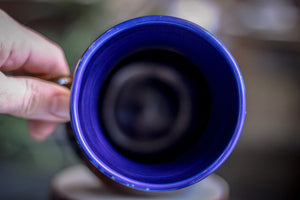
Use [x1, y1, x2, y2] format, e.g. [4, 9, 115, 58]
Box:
[0, 9, 69, 75]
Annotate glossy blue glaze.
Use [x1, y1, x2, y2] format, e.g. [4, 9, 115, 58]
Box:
[70, 16, 246, 191]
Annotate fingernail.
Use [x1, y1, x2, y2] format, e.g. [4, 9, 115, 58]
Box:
[50, 94, 70, 120]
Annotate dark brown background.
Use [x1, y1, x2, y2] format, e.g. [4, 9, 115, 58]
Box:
[0, 0, 299, 199]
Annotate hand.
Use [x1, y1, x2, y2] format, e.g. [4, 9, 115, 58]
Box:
[0, 10, 70, 141]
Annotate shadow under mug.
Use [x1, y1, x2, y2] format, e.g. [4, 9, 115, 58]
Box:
[51, 16, 246, 192]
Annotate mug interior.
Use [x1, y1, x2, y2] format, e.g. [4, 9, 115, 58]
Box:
[71, 16, 245, 191]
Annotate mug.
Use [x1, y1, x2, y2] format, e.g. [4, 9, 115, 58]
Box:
[50, 16, 246, 192]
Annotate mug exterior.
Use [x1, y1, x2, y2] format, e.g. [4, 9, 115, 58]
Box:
[70, 16, 246, 191]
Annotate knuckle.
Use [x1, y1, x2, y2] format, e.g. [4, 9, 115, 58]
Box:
[3, 48, 17, 67]
[0, 38, 12, 67]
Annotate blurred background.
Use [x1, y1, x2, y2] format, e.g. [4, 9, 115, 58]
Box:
[0, 0, 299, 199]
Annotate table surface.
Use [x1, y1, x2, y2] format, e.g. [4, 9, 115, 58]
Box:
[51, 164, 229, 200]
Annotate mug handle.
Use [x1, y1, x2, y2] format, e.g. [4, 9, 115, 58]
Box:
[37, 74, 73, 89]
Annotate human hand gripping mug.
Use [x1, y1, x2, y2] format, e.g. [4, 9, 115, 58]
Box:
[54, 16, 246, 192]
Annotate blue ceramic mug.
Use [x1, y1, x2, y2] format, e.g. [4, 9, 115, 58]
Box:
[67, 16, 246, 192]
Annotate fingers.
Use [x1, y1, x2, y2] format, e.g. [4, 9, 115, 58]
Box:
[0, 9, 69, 75]
[28, 120, 58, 141]
[0, 73, 70, 121]
[0, 10, 70, 140]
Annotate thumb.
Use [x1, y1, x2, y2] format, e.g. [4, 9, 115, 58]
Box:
[0, 73, 70, 121]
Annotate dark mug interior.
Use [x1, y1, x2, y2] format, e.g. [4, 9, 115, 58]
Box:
[70, 16, 246, 191]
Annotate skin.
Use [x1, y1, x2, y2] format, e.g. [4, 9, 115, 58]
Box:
[0, 9, 70, 141]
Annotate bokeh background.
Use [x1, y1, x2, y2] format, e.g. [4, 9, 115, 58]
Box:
[0, 0, 299, 199]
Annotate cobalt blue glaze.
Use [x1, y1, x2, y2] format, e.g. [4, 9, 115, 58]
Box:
[70, 16, 246, 191]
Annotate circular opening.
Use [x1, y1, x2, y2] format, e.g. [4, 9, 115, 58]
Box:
[71, 16, 245, 190]
[99, 49, 211, 163]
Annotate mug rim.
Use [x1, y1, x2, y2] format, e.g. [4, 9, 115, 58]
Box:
[70, 15, 246, 191]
